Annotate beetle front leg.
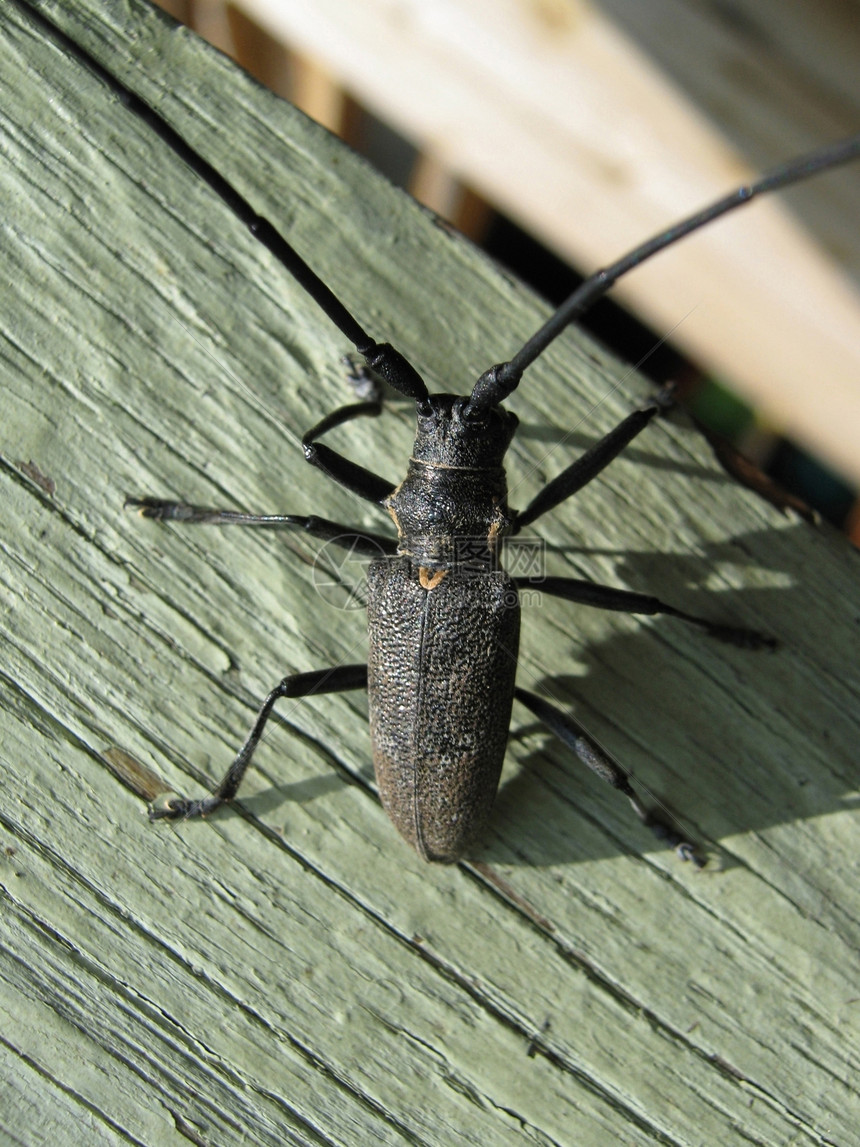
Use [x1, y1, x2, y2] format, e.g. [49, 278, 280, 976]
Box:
[512, 386, 673, 532]
[300, 396, 398, 505]
[293, 356, 401, 502]
[151, 664, 368, 821]
[514, 686, 703, 865]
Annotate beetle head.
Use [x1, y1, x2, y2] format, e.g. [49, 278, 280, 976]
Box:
[412, 394, 518, 469]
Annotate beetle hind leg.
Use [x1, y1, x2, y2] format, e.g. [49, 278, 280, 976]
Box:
[514, 686, 704, 865]
[150, 664, 368, 822]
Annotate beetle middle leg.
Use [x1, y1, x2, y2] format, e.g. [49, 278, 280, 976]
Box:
[514, 686, 702, 865]
[516, 576, 775, 649]
[150, 664, 368, 821]
[125, 499, 396, 556]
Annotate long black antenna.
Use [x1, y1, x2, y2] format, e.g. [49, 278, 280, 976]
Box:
[467, 134, 860, 414]
[20, 1, 860, 417]
[18, 0, 430, 402]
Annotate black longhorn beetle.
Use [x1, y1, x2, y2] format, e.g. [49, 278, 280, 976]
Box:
[29, 5, 860, 864]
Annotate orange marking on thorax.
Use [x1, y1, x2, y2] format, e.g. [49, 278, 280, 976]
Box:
[419, 567, 448, 590]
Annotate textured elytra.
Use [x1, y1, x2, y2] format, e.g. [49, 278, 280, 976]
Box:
[367, 558, 520, 862]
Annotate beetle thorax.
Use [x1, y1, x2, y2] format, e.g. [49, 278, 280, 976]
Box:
[384, 394, 518, 569]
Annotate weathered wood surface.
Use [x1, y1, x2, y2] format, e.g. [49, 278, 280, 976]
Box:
[2, 2, 859, 1144]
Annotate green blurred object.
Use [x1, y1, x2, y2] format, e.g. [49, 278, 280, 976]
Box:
[685, 377, 754, 440]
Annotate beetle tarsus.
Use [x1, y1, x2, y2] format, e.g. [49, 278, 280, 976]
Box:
[125, 497, 195, 520]
[149, 793, 224, 820]
[637, 804, 705, 868]
[342, 354, 385, 404]
[700, 622, 778, 650]
[645, 381, 677, 414]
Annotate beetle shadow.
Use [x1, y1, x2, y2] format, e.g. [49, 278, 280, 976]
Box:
[474, 517, 859, 870]
[240, 772, 347, 819]
[199, 700, 371, 821]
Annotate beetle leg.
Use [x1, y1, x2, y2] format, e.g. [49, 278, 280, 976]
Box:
[301, 396, 399, 505]
[511, 387, 672, 532]
[127, 377, 398, 537]
[514, 687, 702, 865]
[150, 664, 368, 821]
[125, 500, 396, 555]
[516, 576, 775, 650]
[342, 355, 385, 405]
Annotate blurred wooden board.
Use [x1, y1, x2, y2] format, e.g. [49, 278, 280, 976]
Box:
[2, 1, 860, 1142]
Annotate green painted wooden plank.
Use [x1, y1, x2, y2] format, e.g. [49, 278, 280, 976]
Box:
[2, 1, 859, 1144]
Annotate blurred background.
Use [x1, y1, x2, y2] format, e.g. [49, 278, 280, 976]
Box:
[155, 0, 860, 540]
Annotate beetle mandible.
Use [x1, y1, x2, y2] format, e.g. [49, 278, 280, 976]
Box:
[40, 6, 860, 863]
